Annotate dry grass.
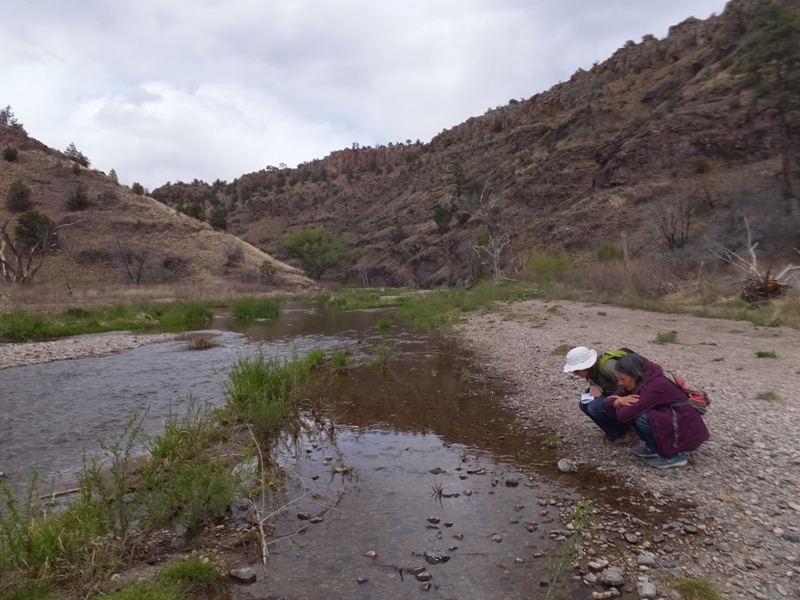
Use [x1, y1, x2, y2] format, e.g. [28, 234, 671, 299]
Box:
[177, 332, 221, 350]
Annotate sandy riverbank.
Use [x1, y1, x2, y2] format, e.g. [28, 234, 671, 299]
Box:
[459, 299, 800, 600]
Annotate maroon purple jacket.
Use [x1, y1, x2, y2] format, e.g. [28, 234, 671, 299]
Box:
[602, 358, 709, 458]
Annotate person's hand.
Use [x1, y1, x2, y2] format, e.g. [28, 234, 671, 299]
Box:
[614, 394, 639, 407]
[589, 384, 603, 397]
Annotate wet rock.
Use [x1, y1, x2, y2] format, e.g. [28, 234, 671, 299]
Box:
[429, 467, 445, 475]
[427, 517, 440, 524]
[557, 459, 578, 473]
[624, 533, 639, 544]
[421, 582, 432, 591]
[514, 557, 524, 564]
[505, 479, 519, 487]
[453, 533, 464, 540]
[416, 571, 432, 582]
[297, 512, 310, 520]
[310, 517, 323, 524]
[364, 550, 377, 558]
[423, 550, 450, 565]
[229, 566, 257, 583]
[406, 566, 426, 575]
[444, 522, 453, 527]
[357, 577, 368, 584]
[600, 567, 625, 587]
[491, 534, 502, 543]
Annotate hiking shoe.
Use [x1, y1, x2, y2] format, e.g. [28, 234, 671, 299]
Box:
[648, 454, 688, 469]
[612, 430, 639, 446]
[631, 445, 658, 458]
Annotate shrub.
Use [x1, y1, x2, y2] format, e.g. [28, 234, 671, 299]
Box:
[208, 206, 228, 230]
[596, 241, 624, 262]
[755, 350, 777, 358]
[259, 260, 277, 283]
[223, 242, 244, 267]
[66, 185, 91, 211]
[3, 146, 17, 162]
[525, 250, 572, 283]
[653, 330, 678, 344]
[131, 182, 144, 195]
[6, 179, 32, 212]
[278, 227, 352, 280]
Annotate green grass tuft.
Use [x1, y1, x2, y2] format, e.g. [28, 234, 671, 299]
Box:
[653, 330, 678, 344]
[755, 350, 777, 358]
[160, 555, 219, 586]
[672, 577, 724, 600]
[230, 297, 280, 320]
[755, 391, 778, 401]
[98, 581, 183, 600]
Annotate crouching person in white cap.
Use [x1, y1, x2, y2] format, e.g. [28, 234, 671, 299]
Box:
[563, 346, 635, 442]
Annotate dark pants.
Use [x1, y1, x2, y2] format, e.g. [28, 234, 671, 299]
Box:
[579, 396, 630, 440]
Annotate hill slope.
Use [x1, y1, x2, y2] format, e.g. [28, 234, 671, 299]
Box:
[0, 125, 314, 297]
[152, 0, 800, 288]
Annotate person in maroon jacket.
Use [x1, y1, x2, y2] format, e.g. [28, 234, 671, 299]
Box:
[603, 353, 709, 469]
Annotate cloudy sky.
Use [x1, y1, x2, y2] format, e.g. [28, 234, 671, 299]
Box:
[2, 0, 729, 190]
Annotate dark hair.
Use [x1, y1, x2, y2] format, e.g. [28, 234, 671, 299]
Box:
[614, 353, 647, 386]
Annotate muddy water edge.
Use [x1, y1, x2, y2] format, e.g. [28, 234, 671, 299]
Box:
[0, 303, 679, 599]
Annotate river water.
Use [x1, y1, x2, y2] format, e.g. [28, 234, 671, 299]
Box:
[0, 303, 584, 599]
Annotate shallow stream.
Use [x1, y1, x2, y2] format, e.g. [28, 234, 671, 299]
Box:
[0, 304, 584, 599]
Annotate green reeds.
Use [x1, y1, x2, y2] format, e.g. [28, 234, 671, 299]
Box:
[229, 297, 280, 320]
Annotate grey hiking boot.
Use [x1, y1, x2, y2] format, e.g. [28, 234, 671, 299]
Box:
[631, 445, 658, 458]
[648, 453, 687, 469]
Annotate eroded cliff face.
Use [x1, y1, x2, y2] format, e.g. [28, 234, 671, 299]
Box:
[153, 0, 800, 287]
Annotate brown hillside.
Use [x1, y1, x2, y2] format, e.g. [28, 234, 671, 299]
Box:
[149, 0, 798, 287]
[0, 125, 315, 301]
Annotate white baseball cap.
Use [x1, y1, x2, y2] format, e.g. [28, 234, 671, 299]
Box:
[563, 346, 598, 372]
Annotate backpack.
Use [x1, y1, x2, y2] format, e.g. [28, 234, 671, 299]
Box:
[664, 371, 711, 414]
[596, 347, 636, 372]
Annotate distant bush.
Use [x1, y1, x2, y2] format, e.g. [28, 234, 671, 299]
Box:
[433, 205, 455, 233]
[131, 182, 144, 195]
[6, 179, 32, 212]
[108, 168, 119, 183]
[259, 260, 277, 283]
[222, 242, 244, 267]
[64, 142, 90, 167]
[526, 250, 572, 283]
[596, 241, 624, 262]
[3, 146, 17, 162]
[208, 206, 228, 230]
[66, 185, 91, 211]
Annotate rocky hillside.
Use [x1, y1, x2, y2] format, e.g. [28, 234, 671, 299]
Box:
[150, 0, 800, 288]
[0, 125, 314, 294]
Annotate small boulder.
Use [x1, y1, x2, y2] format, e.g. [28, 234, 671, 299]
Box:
[229, 566, 257, 584]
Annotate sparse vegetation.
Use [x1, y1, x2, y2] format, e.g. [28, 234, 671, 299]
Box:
[525, 250, 572, 283]
[755, 350, 777, 358]
[596, 241, 624, 262]
[131, 182, 144, 195]
[654, 330, 678, 344]
[671, 576, 725, 600]
[543, 433, 561, 448]
[755, 390, 778, 400]
[3, 146, 17, 161]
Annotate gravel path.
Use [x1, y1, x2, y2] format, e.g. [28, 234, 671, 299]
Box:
[460, 299, 800, 600]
